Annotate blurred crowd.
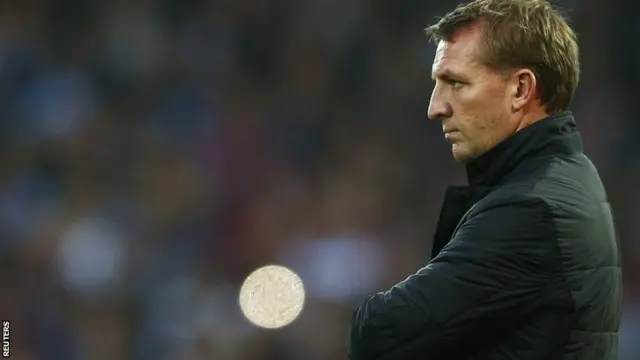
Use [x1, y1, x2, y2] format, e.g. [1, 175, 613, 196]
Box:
[0, 0, 637, 359]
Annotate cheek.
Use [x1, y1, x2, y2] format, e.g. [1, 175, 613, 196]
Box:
[456, 86, 509, 139]
[455, 91, 493, 127]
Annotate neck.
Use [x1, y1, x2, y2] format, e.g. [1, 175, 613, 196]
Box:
[515, 108, 550, 132]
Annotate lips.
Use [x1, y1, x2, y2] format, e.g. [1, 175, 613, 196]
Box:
[444, 129, 459, 142]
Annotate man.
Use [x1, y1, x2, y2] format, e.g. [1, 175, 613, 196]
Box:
[347, 0, 623, 359]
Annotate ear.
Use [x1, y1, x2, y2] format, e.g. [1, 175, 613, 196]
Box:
[510, 69, 537, 112]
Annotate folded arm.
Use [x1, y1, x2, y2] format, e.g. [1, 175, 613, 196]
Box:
[348, 199, 556, 359]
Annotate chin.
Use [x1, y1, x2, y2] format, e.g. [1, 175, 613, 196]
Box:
[453, 154, 473, 164]
[452, 143, 486, 164]
[452, 146, 474, 164]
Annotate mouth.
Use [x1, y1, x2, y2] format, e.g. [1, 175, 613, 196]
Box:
[444, 130, 460, 142]
[443, 125, 459, 133]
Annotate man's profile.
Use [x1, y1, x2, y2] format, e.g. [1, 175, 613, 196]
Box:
[347, 0, 622, 359]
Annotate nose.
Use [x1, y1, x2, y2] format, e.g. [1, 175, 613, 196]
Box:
[427, 86, 452, 121]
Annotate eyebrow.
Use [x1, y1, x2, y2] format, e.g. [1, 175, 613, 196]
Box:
[431, 68, 466, 81]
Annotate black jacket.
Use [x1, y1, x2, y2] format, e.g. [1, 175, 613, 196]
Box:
[348, 112, 623, 360]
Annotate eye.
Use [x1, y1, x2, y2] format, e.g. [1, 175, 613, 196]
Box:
[450, 80, 463, 90]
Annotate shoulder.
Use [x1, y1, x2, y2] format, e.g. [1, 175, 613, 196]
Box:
[465, 153, 615, 255]
[474, 152, 607, 217]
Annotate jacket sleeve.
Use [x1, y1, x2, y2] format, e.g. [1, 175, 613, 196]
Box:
[348, 199, 556, 359]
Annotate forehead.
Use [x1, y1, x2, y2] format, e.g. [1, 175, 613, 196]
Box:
[432, 25, 485, 77]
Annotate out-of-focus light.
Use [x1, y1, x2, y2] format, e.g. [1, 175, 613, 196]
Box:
[238, 265, 305, 330]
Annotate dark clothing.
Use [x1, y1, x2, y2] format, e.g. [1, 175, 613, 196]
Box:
[348, 112, 623, 360]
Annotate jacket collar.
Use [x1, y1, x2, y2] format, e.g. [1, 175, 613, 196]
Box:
[465, 111, 583, 187]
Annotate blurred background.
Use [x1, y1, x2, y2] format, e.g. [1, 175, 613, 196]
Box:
[0, 0, 637, 359]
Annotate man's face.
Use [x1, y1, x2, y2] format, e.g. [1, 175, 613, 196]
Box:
[428, 26, 519, 163]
